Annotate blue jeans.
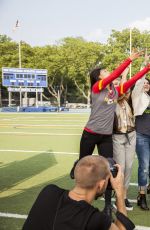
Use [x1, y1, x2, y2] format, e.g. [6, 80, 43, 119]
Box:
[136, 132, 150, 188]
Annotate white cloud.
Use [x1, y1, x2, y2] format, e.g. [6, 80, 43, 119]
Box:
[129, 17, 150, 31]
[83, 28, 109, 43]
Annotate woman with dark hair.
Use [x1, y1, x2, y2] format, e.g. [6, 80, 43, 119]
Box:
[70, 52, 150, 217]
[132, 57, 150, 211]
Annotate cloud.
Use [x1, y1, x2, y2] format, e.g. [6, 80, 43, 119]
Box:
[129, 17, 150, 31]
[83, 28, 109, 43]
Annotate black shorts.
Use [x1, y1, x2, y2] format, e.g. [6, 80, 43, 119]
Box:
[80, 130, 113, 159]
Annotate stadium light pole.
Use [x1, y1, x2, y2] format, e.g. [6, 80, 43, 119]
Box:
[19, 38, 22, 106]
[129, 28, 132, 79]
[19, 39, 22, 68]
[13, 20, 22, 68]
[18, 23, 22, 107]
[13, 20, 22, 106]
[17, 23, 22, 69]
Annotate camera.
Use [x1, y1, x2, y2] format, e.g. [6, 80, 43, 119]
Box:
[107, 158, 118, 190]
[108, 158, 118, 178]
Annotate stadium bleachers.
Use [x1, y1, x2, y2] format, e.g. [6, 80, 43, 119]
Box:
[1, 106, 69, 112]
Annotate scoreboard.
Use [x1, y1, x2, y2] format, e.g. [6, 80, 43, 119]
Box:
[2, 67, 47, 88]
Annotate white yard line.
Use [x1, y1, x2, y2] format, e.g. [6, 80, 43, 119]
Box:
[136, 227, 150, 230]
[0, 124, 82, 127]
[0, 147, 148, 228]
[1, 119, 86, 122]
[0, 212, 149, 230]
[0, 131, 81, 136]
[0, 149, 79, 155]
[130, 182, 138, 186]
[0, 212, 27, 219]
[0, 149, 139, 186]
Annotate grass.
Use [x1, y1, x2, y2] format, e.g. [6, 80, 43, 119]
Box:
[0, 112, 150, 229]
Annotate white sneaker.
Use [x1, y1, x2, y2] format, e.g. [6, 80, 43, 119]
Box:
[113, 199, 133, 211]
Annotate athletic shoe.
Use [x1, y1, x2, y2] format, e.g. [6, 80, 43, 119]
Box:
[113, 202, 117, 210]
[113, 199, 133, 211]
[137, 193, 149, 210]
[124, 199, 133, 211]
[147, 184, 150, 194]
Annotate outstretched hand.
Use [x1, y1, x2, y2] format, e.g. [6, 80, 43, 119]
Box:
[144, 50, 150, 64]
[146, 63, 150, 69]
[129, 50, 144, 61]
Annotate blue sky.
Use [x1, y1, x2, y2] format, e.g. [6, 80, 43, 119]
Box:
[0, 0, 150, 46]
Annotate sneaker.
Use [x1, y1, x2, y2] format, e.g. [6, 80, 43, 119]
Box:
[113, 202, 117, 210]
[125, 198, 133, 211]
[113, 199, 133, 211]
[137, 193, 149, 210]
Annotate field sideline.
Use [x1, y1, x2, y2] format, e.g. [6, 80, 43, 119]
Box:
[0, 113, 150, 229]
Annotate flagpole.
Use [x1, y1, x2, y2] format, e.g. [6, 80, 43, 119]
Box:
[18, 39, 21, 68]
[18, 20, 21, 68]
[13, 20, 22, 107]
[129, 28, 132, 79]
[17, 20, 22, 107]
[13, 20, 22, 68]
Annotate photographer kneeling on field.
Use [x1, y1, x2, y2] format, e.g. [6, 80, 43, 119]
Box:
[22, 156, 134, 230]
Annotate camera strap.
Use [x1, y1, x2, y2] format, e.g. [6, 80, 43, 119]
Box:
[115, 211, 135, 230]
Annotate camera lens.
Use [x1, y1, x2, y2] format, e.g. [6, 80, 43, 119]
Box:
[106, 158, 118, 190]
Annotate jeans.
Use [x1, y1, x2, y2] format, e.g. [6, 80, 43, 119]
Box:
[136, 132, 150, 188]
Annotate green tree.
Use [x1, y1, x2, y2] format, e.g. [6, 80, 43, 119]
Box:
[105, 28, 150, 75]
[59, 37, 105, 105]
[0, 29, 150, 107]
[0, 35, 19, 106]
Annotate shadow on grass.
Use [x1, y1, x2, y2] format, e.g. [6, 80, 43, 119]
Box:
[0, 173, 74, 214]
[1, 172, 150, 228]
[0, 174, 74, 230]
[0, 151, 57, 192]
[0, 155, 150, 228]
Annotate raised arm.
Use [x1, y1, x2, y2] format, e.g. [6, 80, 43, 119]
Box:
[92, 51, 142, 93]
[117, 64, 150, 96]
[132, 53, 150, 97]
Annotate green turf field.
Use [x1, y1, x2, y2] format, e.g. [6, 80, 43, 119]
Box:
[0, 113, 150, 230]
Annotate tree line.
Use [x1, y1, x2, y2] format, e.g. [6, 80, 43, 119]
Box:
[0, 28, 150, 107]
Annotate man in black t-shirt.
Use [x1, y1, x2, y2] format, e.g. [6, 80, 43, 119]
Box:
[22, 156, 127, 230]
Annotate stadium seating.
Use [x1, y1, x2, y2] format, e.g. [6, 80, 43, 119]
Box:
[1, 106, 69, 112]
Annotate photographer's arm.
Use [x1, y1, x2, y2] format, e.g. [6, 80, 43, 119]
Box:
[109, 165, 127, 230]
